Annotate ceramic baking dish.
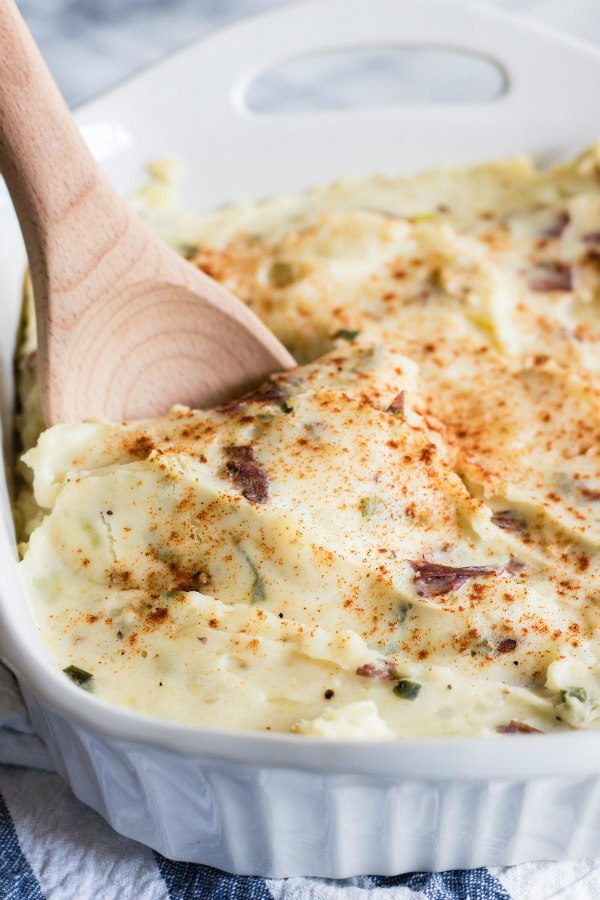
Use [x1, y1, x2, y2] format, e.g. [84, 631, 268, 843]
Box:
[3, 0, 600, 877]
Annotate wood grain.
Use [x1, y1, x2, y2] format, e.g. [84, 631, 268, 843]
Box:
[0, 0, 294, 423]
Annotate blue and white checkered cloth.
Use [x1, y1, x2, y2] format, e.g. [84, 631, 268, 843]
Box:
[5, 1, 600, 896]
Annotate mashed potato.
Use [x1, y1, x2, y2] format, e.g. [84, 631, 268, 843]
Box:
[16, 145, 600, 738]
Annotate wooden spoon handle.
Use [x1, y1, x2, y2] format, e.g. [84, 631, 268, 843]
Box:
[0, 0, 113, 286]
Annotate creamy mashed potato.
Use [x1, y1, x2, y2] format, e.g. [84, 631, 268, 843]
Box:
[16, 145, 600, 738]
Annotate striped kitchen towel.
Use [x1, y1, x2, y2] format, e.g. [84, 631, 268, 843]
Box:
[1, 664, 599, 899]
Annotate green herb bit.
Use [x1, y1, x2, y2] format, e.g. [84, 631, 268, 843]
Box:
[239, 547, 267, 605]
[269, 260, 306, 288]
[63, 665, 93, 689]
[332, 328, 360, 342]
[561, 686, 587, 704]
[393, 679, 421, 700]
[179, 243, 198, 260]
[359, 495, 384, 518]
[396, 603, 410, 624]
[162, 590, 182, 600]
[250, 570, 266, 604]
[470, 639, 493, 657]
[408, 212, 436, 223]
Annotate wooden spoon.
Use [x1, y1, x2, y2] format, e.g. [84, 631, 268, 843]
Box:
[0, 0, 295, 424]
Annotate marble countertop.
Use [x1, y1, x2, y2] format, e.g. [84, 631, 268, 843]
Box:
[16, 0, 600, 110]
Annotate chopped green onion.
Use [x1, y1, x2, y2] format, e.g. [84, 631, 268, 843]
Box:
[408, 212, 436, 223]
[238, 547, 266, 604]
[470, 639, 493, 656]
[250, 570, 266, 605]
[269, 260, 306, 288]
[561, 686, 587, 704]
[359, 496, 384, 518]
[393, 679, 421, 700]
[396, 603, 410, 624]
[63, 665, 93, 689]
[332, 328, 360, 342]
[179, 243, 198, 260]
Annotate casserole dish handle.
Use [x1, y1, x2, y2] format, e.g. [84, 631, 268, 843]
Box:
[192, 0, 597, 122]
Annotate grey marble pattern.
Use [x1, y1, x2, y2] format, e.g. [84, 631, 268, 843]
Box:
[18, 0, 288, 107]
[16, 0, 600, 110]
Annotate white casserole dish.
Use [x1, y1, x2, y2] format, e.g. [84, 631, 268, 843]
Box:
[3, 0, 600, 877]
